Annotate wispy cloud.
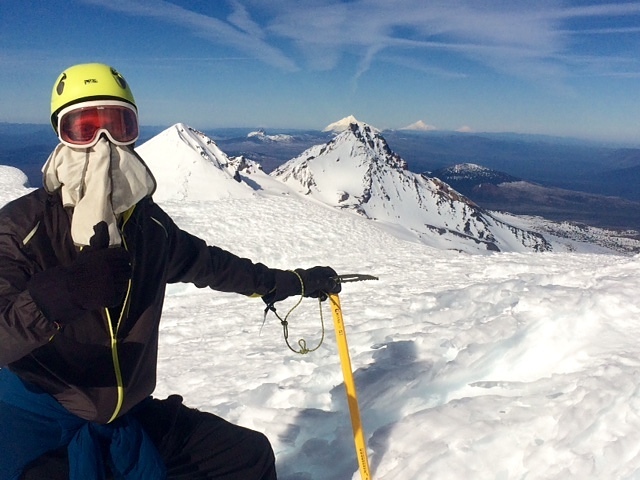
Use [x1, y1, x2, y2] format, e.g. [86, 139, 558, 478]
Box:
[564, 26, 640, 34]
[81, 0, 640, 83]
[552, 2, 640, 17]
[265, 1, 565, 74]
[264, 0, 640, 80]
[80, 0, 297, 71]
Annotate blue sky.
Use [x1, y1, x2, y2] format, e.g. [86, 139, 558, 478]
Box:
[1, 0, 640, 143]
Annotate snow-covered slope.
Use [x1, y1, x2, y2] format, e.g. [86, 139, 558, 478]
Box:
[135, 123, 255, 202]
[4, 141, 640, 480]
[271, 122, 550, 253]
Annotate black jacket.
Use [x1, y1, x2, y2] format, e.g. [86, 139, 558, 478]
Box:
[0, 188, 278, 423]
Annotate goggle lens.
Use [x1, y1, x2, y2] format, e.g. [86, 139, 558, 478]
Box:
[58, 104, 139, 147]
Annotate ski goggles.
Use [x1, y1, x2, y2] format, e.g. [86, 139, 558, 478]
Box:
[57, 100, 139, 148]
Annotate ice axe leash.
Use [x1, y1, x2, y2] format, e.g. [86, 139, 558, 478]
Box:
[263, 274, 379, 355]
[264, 273, 378, 480]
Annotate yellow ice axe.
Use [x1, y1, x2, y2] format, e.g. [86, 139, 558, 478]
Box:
[267, 273, 377, 479]
[329, 274, 377, 480]
[329, 292, 371, 480]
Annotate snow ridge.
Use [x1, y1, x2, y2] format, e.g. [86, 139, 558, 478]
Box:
[136, 123, 255, 202]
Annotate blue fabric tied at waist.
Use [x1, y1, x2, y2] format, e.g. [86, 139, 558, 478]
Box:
[0, 368, 166, 480]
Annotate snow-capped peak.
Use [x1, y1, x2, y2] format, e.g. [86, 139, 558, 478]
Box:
[322, 115, 379, 134]
[400, 120, 437, 131]
[271, 125, 550, 253]
[247, 128, 267, 138]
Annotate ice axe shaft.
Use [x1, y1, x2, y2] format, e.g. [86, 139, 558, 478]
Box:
[329, 293, 371, 480]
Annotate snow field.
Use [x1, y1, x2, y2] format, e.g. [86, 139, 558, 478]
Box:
[3, 159, 640, 479]
[151, 193, 640, 480]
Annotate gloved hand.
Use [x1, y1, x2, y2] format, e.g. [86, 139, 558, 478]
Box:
[262, 266, 341, 306]
[28, 222, 132, 323]
[297, 266, 342, 299]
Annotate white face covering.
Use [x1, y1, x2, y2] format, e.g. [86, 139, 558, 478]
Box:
[42, 137, 157, 246]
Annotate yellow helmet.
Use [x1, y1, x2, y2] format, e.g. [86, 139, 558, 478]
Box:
[50, 63, 136, 131]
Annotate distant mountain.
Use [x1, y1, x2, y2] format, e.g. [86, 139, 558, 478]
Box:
[400, 120, 437, 131]
[214, 129, 330, 174]
[134, 121, 552, 253]
[271, 122, 551, 254]
[246, 129, 295, 143]
[432, 163, 520, 191]
[322, 115, 377, 134]
[433, 163, 640, 231]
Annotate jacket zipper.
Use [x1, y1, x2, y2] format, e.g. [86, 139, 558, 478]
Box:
[105, 207, 135, 424]
[104, 279, 132, 424]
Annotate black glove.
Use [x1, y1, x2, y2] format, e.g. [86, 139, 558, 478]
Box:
[262, 266, 341, 306]
[28, 222, 132, 323]
[297, 266, 341, 299]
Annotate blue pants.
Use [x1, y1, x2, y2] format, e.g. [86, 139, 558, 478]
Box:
[0, 370, 277, 480]
[0, 368, 165, 480]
